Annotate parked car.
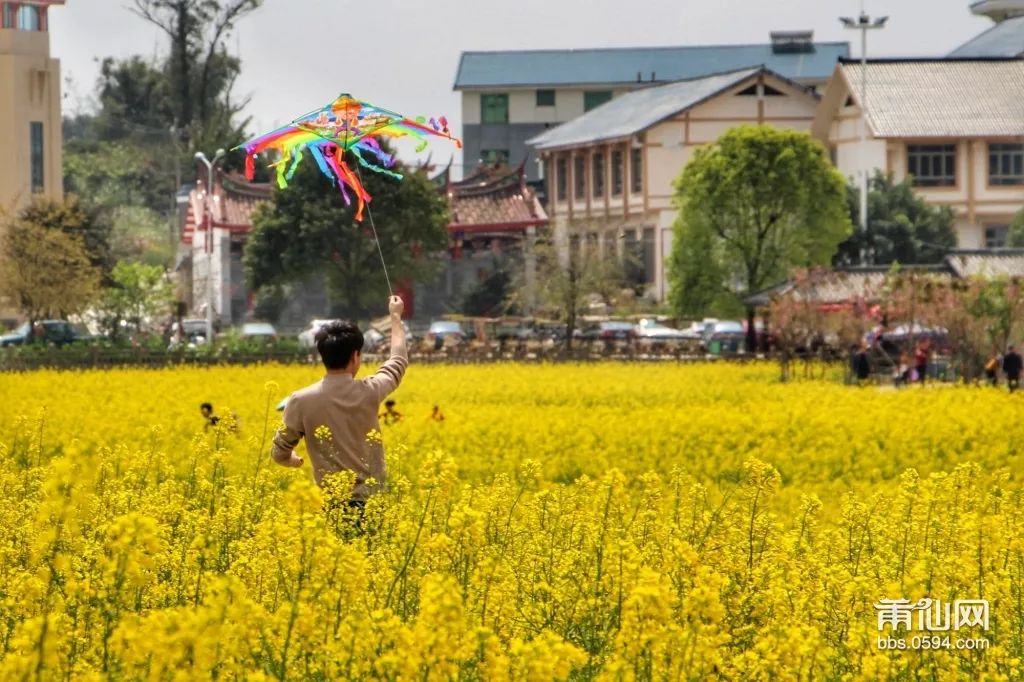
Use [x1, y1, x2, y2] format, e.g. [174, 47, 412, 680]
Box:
[298, 319, 333, 349]
[0, 320, 84, 347]
[240, 322, 278, 343]
[580, 321, 635, 341]
[168, 318, 211, 346]
[703, 320, 745, 353]
[426, 320, 465, 349]
[634, 318, 688, 340]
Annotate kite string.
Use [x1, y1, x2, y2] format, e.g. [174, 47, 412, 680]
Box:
[354, 161, 393, 297]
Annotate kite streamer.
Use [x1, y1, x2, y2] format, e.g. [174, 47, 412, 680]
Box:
[237, 93, 461, 221]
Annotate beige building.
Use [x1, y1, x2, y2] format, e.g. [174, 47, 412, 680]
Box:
[456, 33, 847, 182]
[0, 1, 63, 212]
[528, 66, 822, 300]
[813, 58, 1024, 249]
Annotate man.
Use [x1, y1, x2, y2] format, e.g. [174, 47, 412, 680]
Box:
[1003, 345, 1022, 393]
[271, 296, 408, 505]
[851, 340, 871, 385]
[379, 399, 403, 425]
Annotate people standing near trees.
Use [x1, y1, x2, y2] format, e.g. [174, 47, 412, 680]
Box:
[1002, 345, 1022, 393]
[851, 341, 871, 385]
[985, 350, 1001, 386]
[913, 339, 931, 384]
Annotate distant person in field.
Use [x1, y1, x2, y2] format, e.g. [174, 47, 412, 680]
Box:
[271, 296, 407, 507]
[200, 402, 220, 430]
[430, 405, 446, 422]
[379, 399, 403, 425]
[913, 339, 931, 384]
[1003, 345, 1022, 393]
[985, 350, 1001, 386]
[851, 341, 871, 384]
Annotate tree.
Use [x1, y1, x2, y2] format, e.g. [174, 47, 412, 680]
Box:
[461, 258, 516, 317]
[529, 237, 627, 350]
[130, 0, 260, 152]
[1009, 209, 1024, 248]
[245, 153, 449, 319]
[668, 126, 851, 351]
[0, 216, 100, 325]
[834, 171, 957, 266]
[17, 196, 113, 281]
[99, 261, 174, 340]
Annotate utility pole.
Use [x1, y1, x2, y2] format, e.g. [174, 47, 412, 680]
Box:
[194, 149, 226, 345]
[841, 5, 888, 265]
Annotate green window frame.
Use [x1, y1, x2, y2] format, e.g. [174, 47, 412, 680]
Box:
[480, 94, 509, 124]
[536, 90, 556, 107]
[584, 91, 613, 112]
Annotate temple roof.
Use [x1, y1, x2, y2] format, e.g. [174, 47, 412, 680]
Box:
[445, 163, 548, 234]
[181, 171, 272, 246]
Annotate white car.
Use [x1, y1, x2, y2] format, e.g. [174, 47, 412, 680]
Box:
[297, 319, 333, 349]
[634, 318, 688, 340]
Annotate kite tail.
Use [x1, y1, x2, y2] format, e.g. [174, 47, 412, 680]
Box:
[337, 158, 370, 222]
[351, 146, 404, 181]
[285, 147, 304, 181]
[324, 149, 353, 209]
[308, 145, 336, 185]
[245, 152, 255, 181]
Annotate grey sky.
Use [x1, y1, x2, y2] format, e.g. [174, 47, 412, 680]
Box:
[50, 0, 990, 169]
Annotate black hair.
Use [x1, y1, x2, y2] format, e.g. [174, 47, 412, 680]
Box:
[200, 402, 213, 412]
[385, 399, 396, 407]
[316, 320, 363, 369]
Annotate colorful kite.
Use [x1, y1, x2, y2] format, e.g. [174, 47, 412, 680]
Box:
[238, 94, 461, 221]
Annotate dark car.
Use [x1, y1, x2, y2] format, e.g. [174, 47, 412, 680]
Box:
[580, 321, 635, 341]
[0, 320, 82, 347]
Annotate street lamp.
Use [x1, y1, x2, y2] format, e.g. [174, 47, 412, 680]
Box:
[840, 7, 888, 265]
[194, 149, 226, 345]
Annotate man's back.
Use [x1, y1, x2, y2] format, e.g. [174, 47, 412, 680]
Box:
[271, 297, 408, 501]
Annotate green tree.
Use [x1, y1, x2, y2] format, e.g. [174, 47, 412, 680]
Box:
[834, 171, 957, 266]
[461, 258, 516, 317]
[99, 261, 175, 339]
[667, 125, 851, 351]
[530, 238, 626, 349]
[0, 215, 100, 325]
[244, 154, 449, 319]
[1009, 209, 1024, 248]
[17, 196, 113, 281]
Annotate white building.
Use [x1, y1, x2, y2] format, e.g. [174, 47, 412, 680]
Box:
[529, 66, 822, 300]
[812, 58, 1024, 249]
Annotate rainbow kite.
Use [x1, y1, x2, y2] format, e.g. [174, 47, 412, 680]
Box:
[238, 94, 461, 221]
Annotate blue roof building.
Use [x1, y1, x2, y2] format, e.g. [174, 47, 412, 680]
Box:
[950, 0, 1024, 56]
[454, 32, 848, 182]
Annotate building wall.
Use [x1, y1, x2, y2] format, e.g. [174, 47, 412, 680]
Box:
[822, 79, 1024, 250]
[0, 28, 62, 211]
[539, 73, 820, 300]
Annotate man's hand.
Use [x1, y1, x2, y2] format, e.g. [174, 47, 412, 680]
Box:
[389, 295, 404, 319]
[286, 452, 303, 467]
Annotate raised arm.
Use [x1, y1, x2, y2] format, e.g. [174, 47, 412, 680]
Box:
[365, 296, 409, 402]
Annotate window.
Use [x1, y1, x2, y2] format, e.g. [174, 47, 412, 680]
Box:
[2, 3, 11, 29]
[17, 4, 39, 30]
[573, 155, 585, 199]
[763, 84, 785, 96]
[592, 152, 605, 197]
[630, 148, 643, 193]
[480, 149, 509, 165]
[584, 91, 612, 112]
[611, 150, 623, 195]
[985, 225, 1009, 249]
[30, 122, 43, 193]
[480, 94, 508, 124]
[556, 157, 567, 201]
[536, 90, 556, 107]
[907, 144, 956, 187]
[641, 227, 656, 283]
[989, 143, 1024, 186]
[737, 84, 758, 96]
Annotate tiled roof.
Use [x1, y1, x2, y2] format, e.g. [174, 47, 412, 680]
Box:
[946, 249, 1024, 277]
[181, 172, 272, 245]
[747, 251, 1024, 306]
[950, 15, 1024, 56]
[447, 165, 548, 233]
[454, 42, 848, 89]
[841, 58, 1024, 138]
[528, 67, 766, 151]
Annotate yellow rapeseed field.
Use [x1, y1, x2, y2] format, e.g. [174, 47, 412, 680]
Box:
[0, 362, 1022, 680]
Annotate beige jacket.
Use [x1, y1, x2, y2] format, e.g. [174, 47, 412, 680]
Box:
[271, 344, 407, 500]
